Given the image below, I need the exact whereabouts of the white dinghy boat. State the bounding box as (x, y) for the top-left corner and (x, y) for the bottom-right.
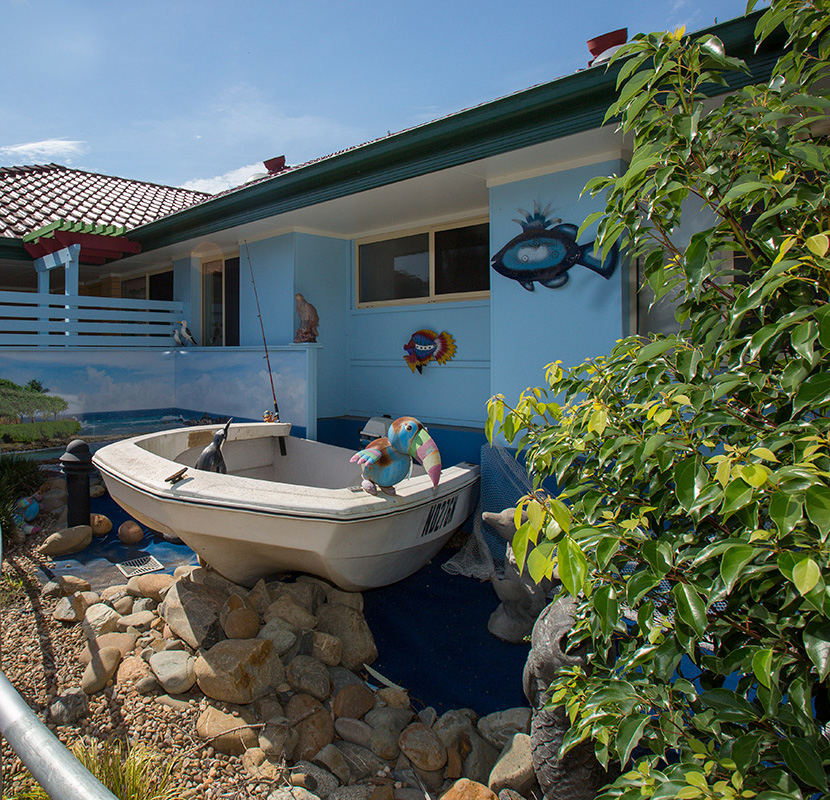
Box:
(93, 422), (480, 591)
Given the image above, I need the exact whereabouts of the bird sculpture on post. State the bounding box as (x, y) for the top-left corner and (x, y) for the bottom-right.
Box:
(294, 293), (319, 343)
(350, 416), (441, 496)
(177, 320), (198, 346)
(195, 419), (232, 473)
(173, 327), (184, 347)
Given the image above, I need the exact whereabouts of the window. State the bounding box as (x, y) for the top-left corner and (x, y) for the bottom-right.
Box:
(120, 269), (174, 302)
(357, 220), (489, 306)
(201, 257), (239, 346)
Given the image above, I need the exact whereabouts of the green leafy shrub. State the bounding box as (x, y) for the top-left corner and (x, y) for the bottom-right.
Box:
(0, 419), (81, 444)
(487, 2), (830, 798)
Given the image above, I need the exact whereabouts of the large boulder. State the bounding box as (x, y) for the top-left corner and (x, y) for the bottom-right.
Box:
(39, 525), (92, 556)
(315, 604), (377, 670)
(195, 638), (284, 704)
(159, 577), (227, 649)
(81, 646), (122, 694)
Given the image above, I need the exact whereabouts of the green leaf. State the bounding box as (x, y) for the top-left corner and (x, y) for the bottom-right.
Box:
(558, 537), (587, 596)
(593, 584), (619, 635)
(595, 536), (620, 569)
(721, 478), (754, 518)
(719, 545), (757, 593)
(615, 713), (649, 765)
(751, 648), (773, 688)
(792, 557), (820, 595)
(779, 738), (827, 790)
(637, 338), (677, 364)
(627, 571), (661, 606)
(740, 463), (769, 488)
(803, 621), (830, 681)
(672, 583), (707, 638)
(806, 484), (830, 538)
(794, 372), (830, 415)
(806, 233), (830, 258)
(675, 457), (706, 513)
(700, 688), (759, 722)
(769, 491), (803, 535)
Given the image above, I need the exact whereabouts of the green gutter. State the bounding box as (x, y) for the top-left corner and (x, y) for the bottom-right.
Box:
(132, 11), (780, 254)
(0, 237), (29, 262)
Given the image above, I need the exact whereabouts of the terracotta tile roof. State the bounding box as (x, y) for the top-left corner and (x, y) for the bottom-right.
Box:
(0, 163), (210, 239)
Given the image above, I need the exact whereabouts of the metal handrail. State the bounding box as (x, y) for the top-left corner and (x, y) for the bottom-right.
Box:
(0, 528), (119, 800)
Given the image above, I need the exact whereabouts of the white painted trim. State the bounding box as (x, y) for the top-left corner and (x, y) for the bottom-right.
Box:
(486, 150), (624, 188)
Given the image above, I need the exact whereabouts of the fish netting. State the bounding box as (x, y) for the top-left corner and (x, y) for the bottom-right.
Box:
(442, 444), (533, 580)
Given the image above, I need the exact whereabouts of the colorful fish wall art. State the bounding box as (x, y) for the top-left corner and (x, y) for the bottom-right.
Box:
(491, 202), (619, 290)
(404, 329), (456, 374)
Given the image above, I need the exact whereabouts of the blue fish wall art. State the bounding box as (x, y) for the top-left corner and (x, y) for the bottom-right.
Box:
(491, 202), (618, 290)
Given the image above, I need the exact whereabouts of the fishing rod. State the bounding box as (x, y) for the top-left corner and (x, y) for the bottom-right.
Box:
(242, 240), (280, 421)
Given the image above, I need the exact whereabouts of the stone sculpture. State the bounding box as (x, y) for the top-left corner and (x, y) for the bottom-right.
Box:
(484, 506), (555, 643)
(523, 598), (607, 800)
(294, 293), (319, 343)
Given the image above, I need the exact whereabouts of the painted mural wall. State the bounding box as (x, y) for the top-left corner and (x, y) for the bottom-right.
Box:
(488, 159), (629, 407)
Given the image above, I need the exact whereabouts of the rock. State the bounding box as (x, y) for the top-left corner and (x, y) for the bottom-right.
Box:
(292, 760), (340, 799)
(287, 655), (331, 701)
(256, 695), (286, 721)
(365, 707), (414, 735)
(196, 706), (258, 756)
(134, 675), (158, 694)
(258, 618), (298, 656)
(77, 592), (101, 615)
(223, 606), (260, 639)
(189, 566), (243, 596)
(53, 594), (85, 623)
(247, 579), (273, 615)
(118, 520), (144, 544)
(326, 588), (364, 612)
(399, 723), (447, 771)
(333, 741), (389, 781)
(446, 746), (464, 779)
(41, 580), (63, 599)
(288, 693), (335, 761)
(332, 683), (375, 720)
(128, 573), (174, 601)
(90, 514), (112, 535)
(260, 716), (299, 760)
(316, 604), (377, 670)
(38, 487), (67, 513)
(267, 789), (322, 800)
(497, 789), (525, 800)
(312, 631), (342, 666)
(82, 603), (122, 639)
(487, 734), (535, 795)
(149, 650), (196, 694)
(377, 688), (410, 709)
(334, 717), (373, 749)
(100, 584), (129, 603)
(81, 646), (122, 694)
(47, 687), (89, 725)
(112, 596), (135, 615)
(265, 595), (317, 630)
(275, 580), (325, 613)
(330, 788), (373, 800)
(478, 709), (532, 751)
(90, 484), (106, 498)
(311, 745), (351, 786)
(418, 707), (438, 728)
(159, 576), (227, 649)
(116, 610), (156, 632)
(370, 725), (400, 760)
(79, 632), (137, 665)
(59, 575), (91, 594)
(242, 746), (268, 775)
(133, 597), (157, 614)
(440, 779), (498, 800)
(156, 694), (191, 711)
(328, 666), (367, 696)
(462, 731), (500, 787)
(116, 655), (153, 687)
(39, 525), (92, 556)
(195, 638), (284, 704)
(434, 710), (478, 749)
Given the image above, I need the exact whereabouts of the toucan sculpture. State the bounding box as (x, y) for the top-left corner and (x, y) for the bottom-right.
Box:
(350, 416), (441, 496)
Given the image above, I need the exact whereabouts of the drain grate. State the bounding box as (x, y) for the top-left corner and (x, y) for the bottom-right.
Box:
(115, 555), (164, 578)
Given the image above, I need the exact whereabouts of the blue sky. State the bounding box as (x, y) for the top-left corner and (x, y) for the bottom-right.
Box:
(1, 0), (751, 193)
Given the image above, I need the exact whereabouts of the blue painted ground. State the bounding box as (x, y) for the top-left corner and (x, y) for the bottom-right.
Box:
(47, 487), (530, 717)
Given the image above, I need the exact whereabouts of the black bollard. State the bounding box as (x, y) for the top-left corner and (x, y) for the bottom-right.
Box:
(59, 439), (93, 528)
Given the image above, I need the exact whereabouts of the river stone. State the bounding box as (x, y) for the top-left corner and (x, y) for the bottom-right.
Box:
(81, 646), (122, 694)
(39, 525), (92, 556)
(47, 687), (89, 725)
(377, 687), (409, 709)
(59, 575), (91, 594)
(195, 638), (284, 704)
(223, 606), (260, 639)
(328, 666), (366, 695)
(398, 723), (447, 771)
(462, 730), (501, 786)
(332, 683), (375, 720)
(312, 631), (342, 666)
(295, 759), (341, 799)
(441, 779), (498, 800)
(315, 604), (377, 670)
(487, 733), (535, 795)
(260, 716), (299, 760)
(267, 788), (321, 800)
(265, 595), (317, 630)
(365, 706), (414, 734)
(41, 580), (63, 599)
(100, 584), (129, 603)
(53, 594), (86, 623)
(116, 655), (153, 687)
(79, 632), (137, 665)
(149, 650), (196, 694)
(418, 707), (438, 727)
(329, 787), (374, 800)
(189, 566), (243, 596)
(259, 618), (298, 656)
(196, 705), (258, 755)
(111, 596), (135, 615)
(325, 588), (364, 612)
(82, 603), (122, 639)
(159, 576), (227, 649)
(128, 573), (174, 601)
(311, 745), (351, 786)
(434, 709), (478, 749)
(133, 597), (158, 614)
(477, 709), (532, 751)
(288, 693), (335, 761)
(334, 717), (373, 749)
(333, 741), (389, 781)
(273, 580), (324, 613)
(90, 513), (112, 536)
(287, 655), (331, 700)
(117, 610), (156, 632)
(247, 579), (273, 615)
(369, 724), (400, 760)
(118, 520), (144, 544)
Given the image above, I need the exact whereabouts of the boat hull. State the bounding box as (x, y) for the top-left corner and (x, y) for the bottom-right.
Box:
(93, 423), (479, 590)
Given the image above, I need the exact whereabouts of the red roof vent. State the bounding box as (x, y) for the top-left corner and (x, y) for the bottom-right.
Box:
(264, 156), (286, 173)
(587, 28), (627, 66)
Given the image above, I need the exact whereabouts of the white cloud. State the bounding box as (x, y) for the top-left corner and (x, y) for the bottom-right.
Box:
(181, 162), (268, 194)
(0, 138), (87, 164)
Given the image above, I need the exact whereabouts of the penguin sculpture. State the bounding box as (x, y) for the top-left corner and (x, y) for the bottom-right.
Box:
(195, 419), (232, 473)
(350, 416), (441, 496)
(177, 320), (198, 346)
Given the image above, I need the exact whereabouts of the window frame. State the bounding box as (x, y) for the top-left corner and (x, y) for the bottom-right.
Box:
(355, 216), (490, 308)
(200, 253), (240, 347)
